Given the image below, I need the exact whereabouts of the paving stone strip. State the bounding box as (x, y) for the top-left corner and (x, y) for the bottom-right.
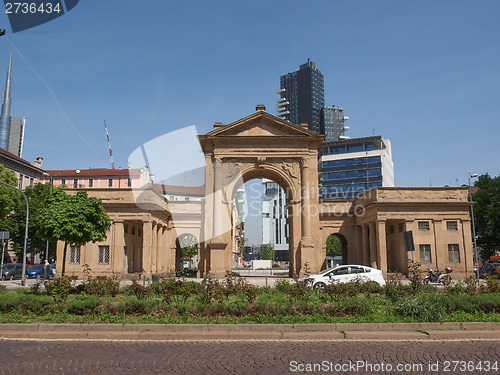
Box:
(1, 322), (499, 340)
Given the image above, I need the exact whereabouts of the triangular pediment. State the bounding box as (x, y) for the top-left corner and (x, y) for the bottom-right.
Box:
(205, 111), (319, 138)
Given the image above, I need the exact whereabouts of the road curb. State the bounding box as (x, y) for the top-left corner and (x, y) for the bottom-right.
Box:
(1, 322), (499, 340)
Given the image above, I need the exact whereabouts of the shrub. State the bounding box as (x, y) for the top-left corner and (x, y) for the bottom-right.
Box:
(223, 275), (258, 302)
(148, 279), (200, 306)
(29, 281), (44, 293)
(318, 280), (383, 302)
(98, 300), (119, 315)
(446, 276), (478, 295)
(481, 275), (500, 294)
(84, 276), (120, 297)
(66, 295), (99, 315)
(0, 284), (6, 294)
(440, 293), (500, 314)
(274, 278), (293, 294)
(127, 280), (148, 300)
(286, 279), (313, 301)
(385, 280), (422, 300)
(0, 293), (53, 314)
(45, 275), (75, 304)
(407, 260), (422, 286)
(200, 275), (225, 303)
(118, 299), (149, 315)
(395, 293), (444, 322)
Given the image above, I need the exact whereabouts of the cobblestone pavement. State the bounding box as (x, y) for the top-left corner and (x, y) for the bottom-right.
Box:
(0, 338), (498, 374)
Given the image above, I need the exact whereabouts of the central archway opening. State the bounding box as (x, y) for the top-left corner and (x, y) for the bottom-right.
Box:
(176, 233), (199, 273)
(231, 177), (291, 275)
(325, 233), (347, 268)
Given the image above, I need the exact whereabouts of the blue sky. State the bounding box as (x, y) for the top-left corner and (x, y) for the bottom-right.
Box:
(0, 1), (499, 191)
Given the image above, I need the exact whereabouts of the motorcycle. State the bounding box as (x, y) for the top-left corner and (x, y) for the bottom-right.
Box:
(423, 267), (452, 285)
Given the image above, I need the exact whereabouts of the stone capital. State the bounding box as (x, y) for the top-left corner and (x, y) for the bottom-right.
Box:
(299, 236), (314, 248)
(300, 158), (309, 168)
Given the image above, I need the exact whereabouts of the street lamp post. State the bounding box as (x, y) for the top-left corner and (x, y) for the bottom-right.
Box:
(468, 173), (479, 278)
(43, 173), (53, 261)
(0, 180), (29, 286)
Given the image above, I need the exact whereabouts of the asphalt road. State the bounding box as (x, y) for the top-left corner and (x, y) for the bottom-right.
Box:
(0, 338), (498, 374)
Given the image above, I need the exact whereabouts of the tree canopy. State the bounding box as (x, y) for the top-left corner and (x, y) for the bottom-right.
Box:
(8, 182), (54, 259)
(326, 234), (342, 257)
(472, 174), (500, 259)
(261, 244), (273, 260)
(0, 164), (20, 231)
(38, 189), (111, 275)
(179, 234), (198, 259)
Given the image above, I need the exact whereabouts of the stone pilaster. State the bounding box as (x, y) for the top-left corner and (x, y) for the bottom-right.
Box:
(369, 222), (377, 268)
(142, 220), (152, 274)
(362, 224), (369, 266)
(112, 220), (125, 274)
(376, 220), (387, 272)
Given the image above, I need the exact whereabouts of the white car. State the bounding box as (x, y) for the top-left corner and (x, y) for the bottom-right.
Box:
(304, 264), (386, 289)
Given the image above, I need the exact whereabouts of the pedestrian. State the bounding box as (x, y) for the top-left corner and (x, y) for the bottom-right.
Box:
(43, 259), (50, 280)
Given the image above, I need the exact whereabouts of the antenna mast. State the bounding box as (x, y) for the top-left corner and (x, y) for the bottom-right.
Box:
(104, 120), (115, 169)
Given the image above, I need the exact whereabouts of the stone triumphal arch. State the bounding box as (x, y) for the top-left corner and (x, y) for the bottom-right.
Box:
(57, 105), (474, 280)
(197, 105), (325, 277)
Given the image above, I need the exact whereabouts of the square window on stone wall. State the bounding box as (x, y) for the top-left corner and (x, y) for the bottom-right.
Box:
(69, 245), (80, 264)
(98, 245), (110, 265)
(419, 244), (432, 263)
(398, 223), (404, 232)
(448, 244), (460, 263)
(418, 221), (430, 231)
(390, 225), (394, 234)
(132, 226), (135, 235)
(446, 221), (458, 231)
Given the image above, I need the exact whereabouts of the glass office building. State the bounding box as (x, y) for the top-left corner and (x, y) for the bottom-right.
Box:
(319, 136), (394, 201)
(262, 179), (289, 261)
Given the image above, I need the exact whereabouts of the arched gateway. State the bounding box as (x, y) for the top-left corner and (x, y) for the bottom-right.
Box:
(57, 105), (474, 279)
(197, 105), (325, 277)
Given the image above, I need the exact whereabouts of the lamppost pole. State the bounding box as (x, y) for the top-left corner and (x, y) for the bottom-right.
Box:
(468, 173), (479, 278)
(43, 173), (53, 261)
(0, 180), (29, 286)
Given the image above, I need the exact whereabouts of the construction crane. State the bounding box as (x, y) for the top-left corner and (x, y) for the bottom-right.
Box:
(104, 120), (115, 169)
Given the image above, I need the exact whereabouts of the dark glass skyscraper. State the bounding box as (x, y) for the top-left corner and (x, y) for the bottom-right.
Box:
(321, 105), (350, 142)
(278, 59), (324, 134)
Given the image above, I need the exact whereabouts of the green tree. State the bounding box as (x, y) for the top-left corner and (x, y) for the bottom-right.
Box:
(326, 234), (342, 257)
(8, 182), (55, 260)
(472, 174), (500, 259)
(179, 234), (198, 259)
(261, 244), (273, 260)
(0, 164), (20, 231)
(38, 189), (111, 276)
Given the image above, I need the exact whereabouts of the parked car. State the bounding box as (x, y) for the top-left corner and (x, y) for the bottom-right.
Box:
(1, 263), (23, 280)
(303, 264), (386, 289)
(478, 263), (500, 279)
(27, 264), (55, 280)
